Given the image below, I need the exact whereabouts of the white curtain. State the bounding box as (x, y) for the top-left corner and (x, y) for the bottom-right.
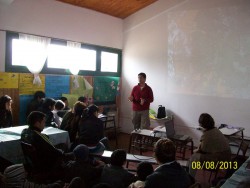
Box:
(67, 41), (81, 88)
(19, 34), (51, 86)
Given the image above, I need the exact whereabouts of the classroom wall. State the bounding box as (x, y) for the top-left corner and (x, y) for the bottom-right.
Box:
(0, 0), (123, 71)
(121, 0), (250, 145)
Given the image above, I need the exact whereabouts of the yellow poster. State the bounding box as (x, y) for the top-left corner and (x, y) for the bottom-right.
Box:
(62, 94), (80, 109)
(70, 75), (93, 98)
(19, 73), (45, 95)
(0, 72), (19, 88)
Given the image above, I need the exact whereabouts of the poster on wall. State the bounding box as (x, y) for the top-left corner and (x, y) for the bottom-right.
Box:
(93, 76), (120, 104)
(0, 72), (19, 89)
(70, 75), (93, 100)
(19, 95), (33, 125)
(45, 75), (70, 99)
(19, 73), (45, 95)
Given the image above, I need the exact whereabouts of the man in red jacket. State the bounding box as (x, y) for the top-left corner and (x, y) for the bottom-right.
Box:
(128, 73), (154, 130)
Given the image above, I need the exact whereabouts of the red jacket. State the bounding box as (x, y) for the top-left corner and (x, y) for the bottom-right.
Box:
(131, 83), (154, 111)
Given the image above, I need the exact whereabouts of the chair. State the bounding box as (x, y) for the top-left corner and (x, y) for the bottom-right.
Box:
(164, 119), (194, 159)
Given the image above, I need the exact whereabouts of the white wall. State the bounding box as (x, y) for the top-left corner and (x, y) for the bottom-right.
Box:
(121, 0), (250, 145)
(0, 0), (123, 71)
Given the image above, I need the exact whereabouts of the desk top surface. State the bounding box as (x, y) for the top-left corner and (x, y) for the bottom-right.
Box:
(219, 127), (244, 136)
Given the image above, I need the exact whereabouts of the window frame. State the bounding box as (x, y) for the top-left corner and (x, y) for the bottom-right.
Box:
(5, 31), (122, 77)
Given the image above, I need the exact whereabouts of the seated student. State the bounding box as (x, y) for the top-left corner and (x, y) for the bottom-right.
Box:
(60, 97), (70, 111)
(0, 95), (13, 128)
(78, 96), (88, 106)
(21, 111), (66, 183)
(189, 113), (231, 178)
(100, 149), (135, 188)
(78, 105), (109, 154)
(66, 144), (104, 188)
(26, 91), (45, 117)
(41, 98), (57, 127)
(60, 102), (86, 146)
(144, 138), (192, 188)
(53, 100), (65, 127)
(129, 162), (154, 188)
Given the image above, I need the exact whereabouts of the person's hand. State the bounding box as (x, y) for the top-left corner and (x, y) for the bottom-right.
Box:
(128, 96), (134, 102)
(140, 98), (145, 105)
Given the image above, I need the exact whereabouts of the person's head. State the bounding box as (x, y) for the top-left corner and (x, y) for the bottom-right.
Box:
(73, 101), (86, 116)
(55, 100), (65, 111)
(60, 97), (69, 107)
(138, 73), (146, 84)
(42, 98), (56, 111)
(34, 91), (45, 101)
(27, 111), (46, 131)
(154, 138), (176, 164)
(110, 149), (127, 167)
(82, 104), (99, 118)
(78, 96), (87, 103)
(136, 161), (154, 181)
(0, 95), (12, 111)
(198, 113), (215, 130)
(73, 144), (89, 162)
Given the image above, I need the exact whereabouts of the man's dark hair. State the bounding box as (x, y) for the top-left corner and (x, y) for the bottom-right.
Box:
(154, 138), (176, 164)
(110, 149), (126, 167)
(42, 98), (56, 111)
(199, 113), (215, 130)
(78, 96), (87, 103)
(60, 97), (68, 102)
(27, 111), (46, 127)
(137, 161), (154, 181)
(34, 91), (45, 100)
(138, 72), (146, 79)
(55, 100), (65, 110)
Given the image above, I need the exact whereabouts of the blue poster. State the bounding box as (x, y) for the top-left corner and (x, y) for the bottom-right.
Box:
(19, 95), (33, 125)
(45, 75), (70, 99)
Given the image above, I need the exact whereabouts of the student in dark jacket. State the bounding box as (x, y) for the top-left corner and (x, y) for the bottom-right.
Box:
(78, 105), (109, 154)
(26, 91), (45, 117)
(0, 95), (13, 128)
(66, 144), (104, 188)
(100, 149), (135, 188)
(21, 111), (66, 183)
(60, 101), (86, 146)
(41, 98), (57, 127)
(144, 138), (192, 188)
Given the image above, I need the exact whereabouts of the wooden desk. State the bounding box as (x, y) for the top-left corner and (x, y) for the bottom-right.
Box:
(0, 126), (70, 163)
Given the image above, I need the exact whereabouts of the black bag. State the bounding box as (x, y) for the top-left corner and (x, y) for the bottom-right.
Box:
(157, 105), (166, 119)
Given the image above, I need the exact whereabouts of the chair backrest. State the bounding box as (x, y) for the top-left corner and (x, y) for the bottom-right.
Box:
(164, 119), (175, 138)
(237, 141), (249, 158)
(20, 142), (38, 172)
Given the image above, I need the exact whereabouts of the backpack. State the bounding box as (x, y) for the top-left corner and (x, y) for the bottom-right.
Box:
(157, 105), (166, 119)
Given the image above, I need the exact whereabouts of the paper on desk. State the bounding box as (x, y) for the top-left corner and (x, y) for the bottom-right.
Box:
(219, 127), (239, 136)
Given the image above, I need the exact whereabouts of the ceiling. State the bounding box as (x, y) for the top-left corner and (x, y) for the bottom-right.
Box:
(56, 0), (158, 19)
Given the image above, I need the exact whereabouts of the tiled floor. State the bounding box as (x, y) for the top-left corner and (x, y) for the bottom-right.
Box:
(108, 132), (225, 188)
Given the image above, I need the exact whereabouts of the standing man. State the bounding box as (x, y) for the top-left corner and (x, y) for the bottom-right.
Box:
(128, 73), (154, 130)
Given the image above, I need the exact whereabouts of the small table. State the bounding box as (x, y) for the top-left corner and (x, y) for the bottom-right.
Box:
(219, 127), (245, 156)
(0, 126), (70, 163)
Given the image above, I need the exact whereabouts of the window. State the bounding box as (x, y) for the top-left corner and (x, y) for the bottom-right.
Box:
(6, 31), (122, 76)
(101, 51), (118, 72)
(47, 44), (96, 71)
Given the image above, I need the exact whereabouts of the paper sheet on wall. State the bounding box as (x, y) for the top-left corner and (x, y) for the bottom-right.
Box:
(0, 72), (19, 88)
(94, 77), (120, 103)
(19, 73), (45, 95)
(62, 94), (80, 109)
(70, 76), (93, 99)
(45, 75), (70, 99)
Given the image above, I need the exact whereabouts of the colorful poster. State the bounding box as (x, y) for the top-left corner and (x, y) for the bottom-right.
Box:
(0, 72), (19, 88)
(19, 95), (33, 125)
(19, 73), (45, 95)
(70, 76), (93, 99)
(45, 75), (70, 99)
(94, 77), (120, 103)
